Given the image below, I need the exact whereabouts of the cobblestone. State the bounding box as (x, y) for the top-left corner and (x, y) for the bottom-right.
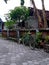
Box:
(0, 38), (49, 65)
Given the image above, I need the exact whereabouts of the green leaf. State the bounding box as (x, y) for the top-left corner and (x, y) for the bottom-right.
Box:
(8, 6), (29, 21)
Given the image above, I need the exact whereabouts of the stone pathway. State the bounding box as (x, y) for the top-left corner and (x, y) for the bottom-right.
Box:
(0, 38), (49, 65)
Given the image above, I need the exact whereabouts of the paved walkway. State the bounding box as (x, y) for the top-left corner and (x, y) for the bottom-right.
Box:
(0, 38), (49, 65)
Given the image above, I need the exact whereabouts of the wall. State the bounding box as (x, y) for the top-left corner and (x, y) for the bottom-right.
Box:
(25, 16), (38, 29)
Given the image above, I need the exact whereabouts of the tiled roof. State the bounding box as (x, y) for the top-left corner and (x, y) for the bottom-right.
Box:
(28, 7), (49, 20)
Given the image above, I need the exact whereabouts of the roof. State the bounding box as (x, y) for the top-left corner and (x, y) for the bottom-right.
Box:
(28, 7), (49, 20)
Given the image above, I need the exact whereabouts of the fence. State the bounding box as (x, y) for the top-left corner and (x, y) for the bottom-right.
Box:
(2, 28), (49, 40)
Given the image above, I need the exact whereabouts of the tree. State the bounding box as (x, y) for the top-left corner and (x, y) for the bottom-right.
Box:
(7, 6), (29, 42)
(41, 0), (47, 28)
(30, 0), (43, 28)
(9, 6), (29, 23)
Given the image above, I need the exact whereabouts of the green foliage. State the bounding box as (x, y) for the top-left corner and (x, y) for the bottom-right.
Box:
(5, 20), (16, 29)
(45, 35), (49, 44)
(9, 6), (29, 21)
(36, 32), (42, 44)
(21, 32), (30, 44)
(22, 32), (30, 40)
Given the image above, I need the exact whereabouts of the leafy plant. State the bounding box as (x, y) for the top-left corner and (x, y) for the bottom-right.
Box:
(8, 6), (29, 22)
(21, 32), (31, 45)
(5, 20), (16, 29)
(45, 35), (49, 44)
(35, 32), (42, 46)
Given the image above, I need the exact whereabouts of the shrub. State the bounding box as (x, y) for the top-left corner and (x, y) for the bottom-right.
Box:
(45, 35), (49, 44)
(35, 32), (42, 47)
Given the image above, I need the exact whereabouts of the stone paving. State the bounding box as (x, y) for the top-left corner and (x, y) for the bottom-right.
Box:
(0, 38), (49, 65)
